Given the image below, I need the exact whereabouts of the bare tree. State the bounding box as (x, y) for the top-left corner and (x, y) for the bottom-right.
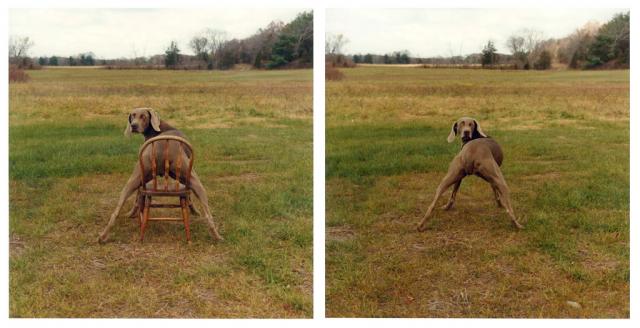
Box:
(506, 35), (526, 66)
(505, 29), (544, 68)
(293, 20), (313, 57)
(506, 35), (525, 55)
(243, 21), (284, 67)
(205, 29), (228, 58)
(557, 21), (600, 65)
(131, 43), (148, 66)
(325, 33), (348, 55)
(521, 28), (544, 53)
(189, 36), (209, 61)
(9, 36), (34, 66)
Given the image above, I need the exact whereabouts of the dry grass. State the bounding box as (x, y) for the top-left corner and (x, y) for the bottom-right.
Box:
(9, 65), (30, 83)
(326, 67), (629, 318)
(326, 66), (345, 81)
(9, 68), (312, 317)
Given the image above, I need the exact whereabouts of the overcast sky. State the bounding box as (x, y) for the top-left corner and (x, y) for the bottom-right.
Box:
(327, 8), (626, 57)
(9, 8), (306, 58)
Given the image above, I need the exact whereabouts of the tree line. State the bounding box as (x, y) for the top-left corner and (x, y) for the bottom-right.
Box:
(11, 11), (313, 70)
(481, 12), (629, 69)
(168, 11), (313, 70)
(332, 12), (629, 70)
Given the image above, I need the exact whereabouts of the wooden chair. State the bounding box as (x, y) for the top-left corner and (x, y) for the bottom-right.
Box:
(137, 135), (194, 242)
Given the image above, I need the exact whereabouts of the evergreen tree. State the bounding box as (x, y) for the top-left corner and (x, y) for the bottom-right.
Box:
(586, 12), (629, 68)
(481, 41), (498, 67)
(164, 41), (181, 68)
(268, 35), (296, 68)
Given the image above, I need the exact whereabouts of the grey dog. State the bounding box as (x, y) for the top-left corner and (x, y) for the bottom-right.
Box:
(417, 117), (523, 231)
(97, 108), (223, 243)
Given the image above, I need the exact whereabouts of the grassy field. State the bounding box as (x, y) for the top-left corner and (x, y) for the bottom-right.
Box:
(9, 68), (312, 317)
(326, 67), (629, 318)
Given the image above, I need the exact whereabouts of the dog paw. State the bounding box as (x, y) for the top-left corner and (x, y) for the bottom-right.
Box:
(441, 204), (453, 210)
(209, 228), (224, 241)
(97, 235), (108, 244)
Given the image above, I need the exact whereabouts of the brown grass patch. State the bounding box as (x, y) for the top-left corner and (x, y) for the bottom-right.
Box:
(326, 66), (345, 81)
(9, 66), (30, 83)
(327, 226), (356, 242)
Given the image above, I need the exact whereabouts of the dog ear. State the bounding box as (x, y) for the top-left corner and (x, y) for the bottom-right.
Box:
(447, 121), (458, 143)
(123, 114), (132, 137)
(149, 110), (161, 132)
(473, 119), (488, 138)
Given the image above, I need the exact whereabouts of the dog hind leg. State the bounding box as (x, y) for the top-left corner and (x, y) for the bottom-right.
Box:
(189, 172), (223, 241)
(417, 166), (465, 232)
(99, 166), (142, 243)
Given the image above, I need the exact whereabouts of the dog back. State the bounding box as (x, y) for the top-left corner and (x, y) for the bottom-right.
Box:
(464, 138), (503, 166)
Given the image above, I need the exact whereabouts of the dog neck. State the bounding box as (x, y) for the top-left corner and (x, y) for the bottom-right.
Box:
(143, 120), (177, 140)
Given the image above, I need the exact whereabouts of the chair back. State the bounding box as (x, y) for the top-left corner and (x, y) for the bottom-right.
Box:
(138, 135), (194, 192)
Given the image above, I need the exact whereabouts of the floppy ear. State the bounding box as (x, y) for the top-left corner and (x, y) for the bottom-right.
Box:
(149, 110), (161, 132)
(123, 114), (132, 137)
(473, 119), (488, 138)
(447, 121), (458, 143)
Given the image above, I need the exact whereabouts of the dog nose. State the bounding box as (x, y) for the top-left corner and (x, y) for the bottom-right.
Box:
(131, 123), (138, 130)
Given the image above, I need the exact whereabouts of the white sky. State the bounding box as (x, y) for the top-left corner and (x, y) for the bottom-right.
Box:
(326, 8), (627, 57)
(9, 8), (306, 58)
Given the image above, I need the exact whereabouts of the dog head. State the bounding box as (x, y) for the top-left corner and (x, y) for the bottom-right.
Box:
(124, 108), (161, 137)
(447, 117), (487, 143)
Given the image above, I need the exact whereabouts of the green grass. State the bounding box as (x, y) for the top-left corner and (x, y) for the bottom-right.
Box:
(326, 67), (629, 318)
(9, 68), (312, 318)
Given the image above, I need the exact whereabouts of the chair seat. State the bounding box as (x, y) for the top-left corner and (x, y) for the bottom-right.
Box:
(140, 181), (189, 196)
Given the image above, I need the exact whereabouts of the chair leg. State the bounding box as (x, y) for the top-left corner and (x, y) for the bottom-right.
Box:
(181, 197), (191, 243)
(140, 196), (151, 242)
(138, 196), (144, 226)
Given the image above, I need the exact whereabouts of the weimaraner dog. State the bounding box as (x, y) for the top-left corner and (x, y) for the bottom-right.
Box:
(98, 108), (223, 243)
(417, 117), (523, 231)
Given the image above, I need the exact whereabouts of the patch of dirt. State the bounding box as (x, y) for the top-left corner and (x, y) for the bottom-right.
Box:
(327, 226), (356, 242)
(10, 234), (27, 258)
(577, 241), (621, 274)
(292, 265), (313, 299)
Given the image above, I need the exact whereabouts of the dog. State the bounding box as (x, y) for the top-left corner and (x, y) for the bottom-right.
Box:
(97, 108), (223, 243)
(416, 117), (523, 231)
